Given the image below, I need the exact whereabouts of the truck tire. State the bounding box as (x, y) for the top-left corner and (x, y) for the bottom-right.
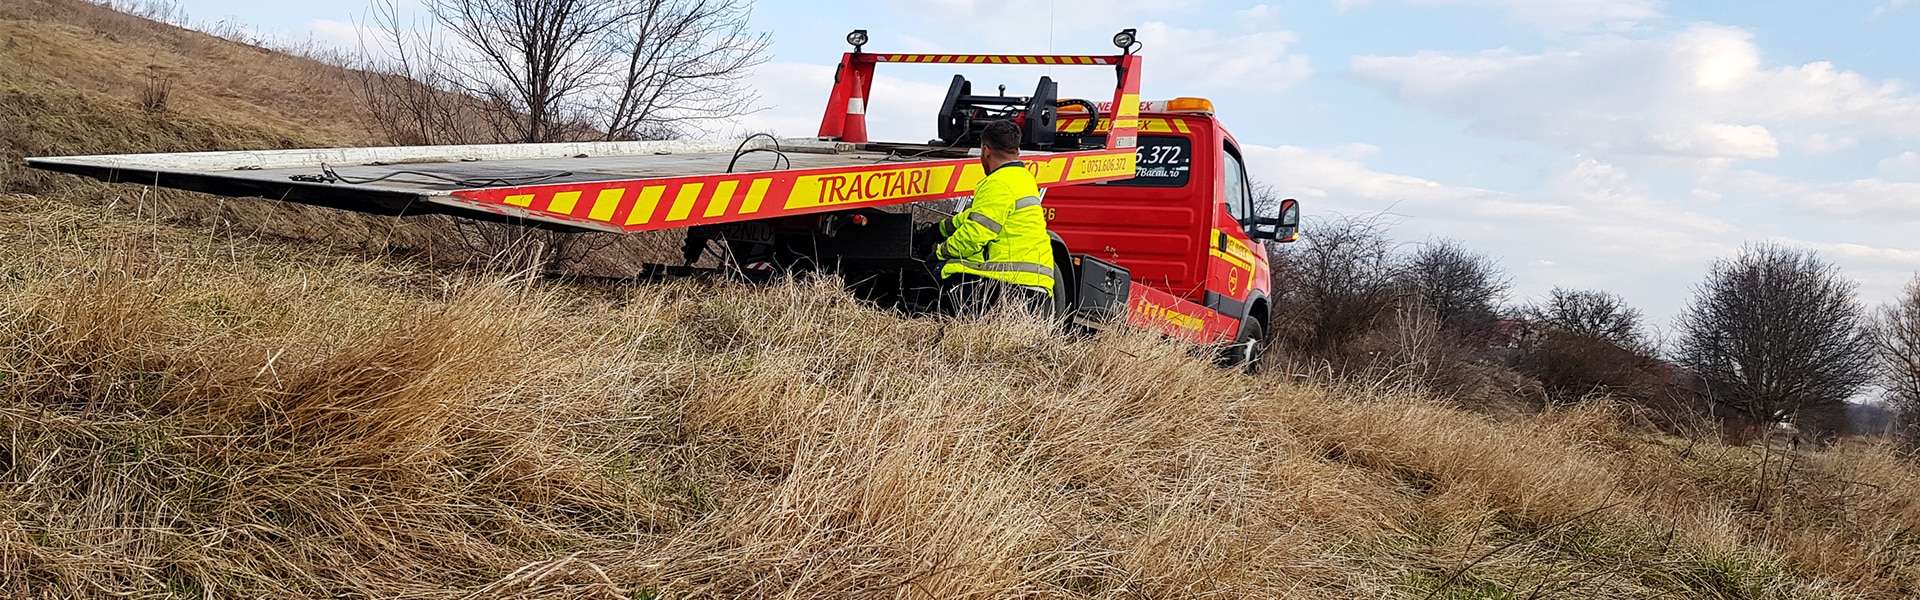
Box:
(1050, 258), (1071, 319)
(1222, 317), (1266, 374)
(1048, 240), (1073, 321)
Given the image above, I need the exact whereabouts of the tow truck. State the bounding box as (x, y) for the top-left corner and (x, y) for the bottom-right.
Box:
(25, 29), (1300, 368)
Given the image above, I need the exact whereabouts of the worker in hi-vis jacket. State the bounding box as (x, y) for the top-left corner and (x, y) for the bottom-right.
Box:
(926, 119), (1056, 315)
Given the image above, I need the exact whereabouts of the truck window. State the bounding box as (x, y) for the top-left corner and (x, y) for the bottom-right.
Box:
(1222, 143), (1250, 221)
(1103, 135), (1191, 187)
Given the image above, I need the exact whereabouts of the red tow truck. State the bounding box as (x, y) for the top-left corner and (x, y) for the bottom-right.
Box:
(25, 30), (1300, 367)
(1048, 96), (1300, 365)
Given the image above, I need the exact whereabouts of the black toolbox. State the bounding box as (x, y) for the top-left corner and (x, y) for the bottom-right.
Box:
(1068, 254), (1131, 328)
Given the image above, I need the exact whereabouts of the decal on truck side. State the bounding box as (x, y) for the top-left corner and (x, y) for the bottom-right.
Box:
(787, 165), (952, 209)
(1127, 283), (1236, 344)
(1065, 154), (1138, 182)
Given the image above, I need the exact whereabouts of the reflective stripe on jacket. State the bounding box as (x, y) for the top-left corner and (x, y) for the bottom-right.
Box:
(933, 160), (1056, 293)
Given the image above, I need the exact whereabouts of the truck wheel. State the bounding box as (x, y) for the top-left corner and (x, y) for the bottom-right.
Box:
(1222, 317), (1266, 374)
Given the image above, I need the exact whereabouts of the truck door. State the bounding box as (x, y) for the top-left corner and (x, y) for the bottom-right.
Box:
(1205, 141), (1265, 322)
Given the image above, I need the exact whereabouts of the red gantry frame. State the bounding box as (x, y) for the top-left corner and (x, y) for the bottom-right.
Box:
(437, 52), (1145, 234)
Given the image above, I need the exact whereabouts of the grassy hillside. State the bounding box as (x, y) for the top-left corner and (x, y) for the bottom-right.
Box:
(0, 0), (373, 153)
(0, 0), (683, 275)
(3, 2), (1919, 599)
(6, 190), (1919, 599)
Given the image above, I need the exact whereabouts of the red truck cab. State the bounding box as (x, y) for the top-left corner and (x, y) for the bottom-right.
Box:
(1047, 98), (1300, 358)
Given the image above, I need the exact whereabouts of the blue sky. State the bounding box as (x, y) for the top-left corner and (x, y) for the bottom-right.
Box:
(167, 0), (1920, 332)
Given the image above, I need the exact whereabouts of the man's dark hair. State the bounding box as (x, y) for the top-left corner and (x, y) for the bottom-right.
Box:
(981, 120), (1021, 155)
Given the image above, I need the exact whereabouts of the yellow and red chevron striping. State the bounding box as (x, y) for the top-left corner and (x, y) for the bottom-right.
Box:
(497, 175), (780, 227)
(453, 148), (1139, 234)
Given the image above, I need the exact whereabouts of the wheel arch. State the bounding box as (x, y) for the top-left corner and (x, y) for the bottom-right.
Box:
(1049, 233), (1074, 284)
(1050, 232), (1075, 316)
(1245, 290), (1271, 331)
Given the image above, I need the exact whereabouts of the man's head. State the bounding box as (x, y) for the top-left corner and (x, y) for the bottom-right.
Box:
(980, 120), (1022, 162)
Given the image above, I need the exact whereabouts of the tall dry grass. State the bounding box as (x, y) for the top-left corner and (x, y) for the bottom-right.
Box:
(3, 4), (1917, 594)
(3, 188), (1918, 599)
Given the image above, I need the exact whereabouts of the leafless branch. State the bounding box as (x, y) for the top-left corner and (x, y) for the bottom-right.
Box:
(1675, 244), (1875, 437)
(413, 0), (768, 143)
(1871, 276), (1920, 447)
(1400, 237), (1509, 338)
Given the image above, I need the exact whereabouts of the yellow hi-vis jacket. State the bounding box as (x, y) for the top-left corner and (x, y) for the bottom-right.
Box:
(933, 160), (1055, 293)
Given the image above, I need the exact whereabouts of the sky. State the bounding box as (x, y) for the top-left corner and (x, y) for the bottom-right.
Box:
(164, 0), (1920, 333)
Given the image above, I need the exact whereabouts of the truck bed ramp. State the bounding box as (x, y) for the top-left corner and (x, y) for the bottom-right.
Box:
(26, 137), (1138, 234)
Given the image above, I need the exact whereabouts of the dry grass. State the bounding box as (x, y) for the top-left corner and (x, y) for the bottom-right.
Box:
(2, 188), (1918, 599)
(2, 2), (1917, 597)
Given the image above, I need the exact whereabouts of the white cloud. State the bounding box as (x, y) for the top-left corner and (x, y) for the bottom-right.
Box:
(891, 34), (946, 54)
(1797, 133), (1859, 155)
(845, 24), (1316, 97)
(1337, 0), (1662, 31)
(1646, 123), (1779, 159)
(1256, 142), (1910, 316)
(1678, 169), (1920, 301)
(302, 19), (364, 51)
(875, 2), (1314, 94)
(908, 0), (1194, 21)
(1757, 240), (1920, 295)
(1137, 22), (1314, 92)
(887, 0), (1196, 51)
(1350, 25), (1920, 164)
(723, 62), (950, 143)
(1244, 145), (1732, 263)
(1710, 169), (1920, 225)
(1793, 241), (1920, 263)
(1233, 4), (1281, 23)
(1237, 142), (1920, 322)
(1243, 143), (1494, 211)
(1879, 151), (1920, 180)
(1872, 0), (1914, 19)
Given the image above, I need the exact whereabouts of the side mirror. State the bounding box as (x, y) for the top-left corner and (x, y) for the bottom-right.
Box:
(1276, 198), (1300, 243)
(1247, 198), (1301, 243)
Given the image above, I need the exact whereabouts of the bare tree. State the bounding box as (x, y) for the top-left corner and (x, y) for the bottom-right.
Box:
(1269, 214), (1402, 361)
(1529, 288), (1647, 351)
(351, 0), (494, 146)
(1675, 244), (1875, 436)
(1518, 288), (1659, 402)
(1251, 182), (1284, 216)
(349, 0), (765, 270)
(427, 0), (767, 143)
(1399, 238), (1508, 338)
(601, 0), (768, 140)
(1872, 276), (1920, 448)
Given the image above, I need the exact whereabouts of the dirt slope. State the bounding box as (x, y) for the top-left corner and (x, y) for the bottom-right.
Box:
(0, 0), (373, 148)
(0, 0), (684, 274)
(2, 3), (1918, 599)
(0, 0), (377, 197)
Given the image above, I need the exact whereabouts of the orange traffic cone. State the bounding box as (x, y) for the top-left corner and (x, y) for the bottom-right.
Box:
(842, 71), (870, 144)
